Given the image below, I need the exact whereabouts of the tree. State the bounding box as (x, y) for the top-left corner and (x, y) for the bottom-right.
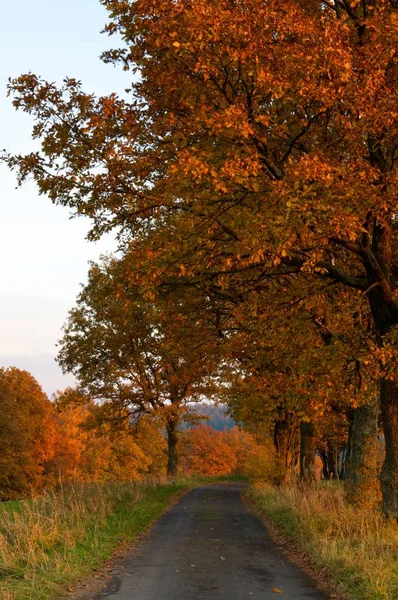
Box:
(49, 388), (168, 483)
(57, 256), (219, 477)
(3, 0), (398, 513)
(0, 367), (55, 499)
(180, 425), (238, 476)
(180, 424), (266, 478)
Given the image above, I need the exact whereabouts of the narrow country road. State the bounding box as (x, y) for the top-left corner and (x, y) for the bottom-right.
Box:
(94, 483), (328, 600)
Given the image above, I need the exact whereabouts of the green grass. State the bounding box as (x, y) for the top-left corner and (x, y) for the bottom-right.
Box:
(0, 480), (190, 600)
(246, 482), (398, 600)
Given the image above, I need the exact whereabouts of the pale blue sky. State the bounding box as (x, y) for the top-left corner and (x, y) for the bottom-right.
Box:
(0, 1), (130, 395)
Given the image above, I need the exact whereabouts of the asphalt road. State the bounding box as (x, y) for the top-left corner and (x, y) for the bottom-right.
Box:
(94, 483), (328, 600)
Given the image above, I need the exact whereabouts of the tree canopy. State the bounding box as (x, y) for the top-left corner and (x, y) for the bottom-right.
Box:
(0, 368), (54, 499)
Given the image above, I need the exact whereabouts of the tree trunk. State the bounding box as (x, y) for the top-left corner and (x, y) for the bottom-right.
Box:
(342, 409), (355, 479)
(319, 449), (329, 479)
(273, 414), (294, 484)
(380, 379), (398, 518)
(327, 440), (338, 479)
(335, 444), (341, 480)
(326, 449), (336, 479)
(299, 420), (317, 481)
(344, 398), (381, 506)
(166, 417), (179, 478)
(365, 273), (398, 515)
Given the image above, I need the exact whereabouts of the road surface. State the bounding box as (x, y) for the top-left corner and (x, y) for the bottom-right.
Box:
(94, 483), (328, 600)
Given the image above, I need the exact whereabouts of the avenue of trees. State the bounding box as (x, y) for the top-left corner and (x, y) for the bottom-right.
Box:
(2, 1), (398, 515)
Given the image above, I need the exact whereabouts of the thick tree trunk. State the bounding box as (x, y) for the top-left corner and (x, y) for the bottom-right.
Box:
(364, 261), (398, 514)
(344, 399), (381, 506)
(166, 417), (179, 478)
(299, 420), (317, 481)
(380, 379), (398, 518)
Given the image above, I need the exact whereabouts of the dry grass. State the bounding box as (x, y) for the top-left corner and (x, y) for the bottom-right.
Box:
(0, 485), (109, 580)
(247, 482), (398, 600)
(0, 479), (185, 600)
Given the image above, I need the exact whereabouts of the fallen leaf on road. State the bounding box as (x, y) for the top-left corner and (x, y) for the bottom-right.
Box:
(273, 588), (283, 594)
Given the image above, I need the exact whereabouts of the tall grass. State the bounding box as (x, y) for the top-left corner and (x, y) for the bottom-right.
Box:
(0, 480), (186, 600)
(247, 482), (398, 600)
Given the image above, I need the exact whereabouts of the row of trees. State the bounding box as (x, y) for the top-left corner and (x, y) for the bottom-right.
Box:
(2, 0), (398, 514)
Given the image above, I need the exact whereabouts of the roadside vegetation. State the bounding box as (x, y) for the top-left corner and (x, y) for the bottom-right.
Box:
(247, 482), (398, 600)
(0, 480), (188, 600)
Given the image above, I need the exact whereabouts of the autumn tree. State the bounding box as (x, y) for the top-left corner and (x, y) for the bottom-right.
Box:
(180, 425), (238, 476)
(57, 256), (220, 477)
(180, 424), (267, 478)
(0, 367), (55, 499)
(132, 415), (168, 475)
(3, 0), (398, 513)
(50, 387), (168, 482)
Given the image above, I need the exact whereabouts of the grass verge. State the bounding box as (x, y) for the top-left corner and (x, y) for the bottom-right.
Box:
(246, 482), (398, 600)
(0, 480), (190, 600)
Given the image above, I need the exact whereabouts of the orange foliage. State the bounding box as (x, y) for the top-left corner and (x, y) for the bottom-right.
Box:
(0, 377), (169, 500)
(181, 425), (238, 476)
(48, 392), (168, 485)
(49, 404), (88, 484)
(180, 425), (266, 478)
(0, 368), (55, 499)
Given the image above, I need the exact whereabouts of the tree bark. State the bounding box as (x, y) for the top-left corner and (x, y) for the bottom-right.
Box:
(299, 420), (317, 481)
(344, 398), (381, 506)
(319, 449), (328, 479)
(342, 409), (355, 480)
(327, 441), (338, 479)
(273, 414), (295, 484)
(380, 379), (398, 518)
(166, 417), (179, 478)
(365, 285), (398, 516)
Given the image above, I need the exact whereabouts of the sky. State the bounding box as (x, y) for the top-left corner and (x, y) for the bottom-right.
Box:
(0, 1), (131, 395)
